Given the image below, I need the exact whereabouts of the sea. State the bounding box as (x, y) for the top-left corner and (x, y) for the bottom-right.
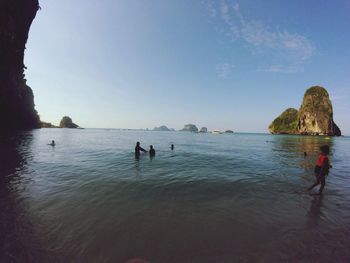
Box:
(1, 129), (350, 263)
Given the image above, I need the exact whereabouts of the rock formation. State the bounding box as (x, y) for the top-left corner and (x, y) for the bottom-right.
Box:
(181, 124), (198, 132)
(40, 121), (58, 128)
(225, 130), (234, 133)
(59, 116), (79, 128)
(269, 86), (341, 136)
(298, 86), (341, 136)
(269, 108), (299, 134)
(0, 0), (40, 130)
(199, 127), (207, 133)
(153, 125), (170, 131)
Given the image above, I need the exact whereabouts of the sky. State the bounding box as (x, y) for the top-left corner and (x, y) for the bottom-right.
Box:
(25, 0), (350, 134)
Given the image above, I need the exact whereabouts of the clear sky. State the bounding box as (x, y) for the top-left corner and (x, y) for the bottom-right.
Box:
(25, 0), (350, 134)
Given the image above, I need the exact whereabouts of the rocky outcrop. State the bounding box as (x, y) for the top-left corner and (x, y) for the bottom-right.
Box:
(153, 125), (170, 131)
(269, 108), (299, 134)
(181, 124), (198, 132)
(225, 130), (234, 133)
(297, 86), (341, 136)
(40, 121), (58, 128)
(269, 86), (341, 136)
(199, 127), (207, 133)
(0, 0), (40, 130)
(59, 116), (79, 128)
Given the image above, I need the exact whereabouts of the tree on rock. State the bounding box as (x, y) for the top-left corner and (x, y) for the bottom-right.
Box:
(59, 116), (79, 128)
(269, 108), (299, 134)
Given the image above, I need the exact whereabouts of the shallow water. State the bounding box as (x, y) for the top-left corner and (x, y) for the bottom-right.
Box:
(1, 129), (350, 262)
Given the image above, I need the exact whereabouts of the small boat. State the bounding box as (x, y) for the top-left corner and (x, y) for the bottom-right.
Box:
(212, 130), (222, 134)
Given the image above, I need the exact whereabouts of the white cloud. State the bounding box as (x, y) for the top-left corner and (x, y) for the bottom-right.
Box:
(202, 0), (217, 18)
(204, 0), (315, 73)
(263, 65), (299, 74)
(216, 63), (235, 78)
(232, 2), (239, 12)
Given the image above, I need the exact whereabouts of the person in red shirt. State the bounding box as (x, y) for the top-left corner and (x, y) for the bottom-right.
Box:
(308, 145), (331, 195)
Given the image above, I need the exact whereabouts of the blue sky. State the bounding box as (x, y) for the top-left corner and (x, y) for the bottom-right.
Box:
(25, 0), (350, 134)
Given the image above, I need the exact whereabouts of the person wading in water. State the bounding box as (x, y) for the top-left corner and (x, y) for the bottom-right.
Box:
(308, 145), (331, 195)
(135, 141), (147, 159)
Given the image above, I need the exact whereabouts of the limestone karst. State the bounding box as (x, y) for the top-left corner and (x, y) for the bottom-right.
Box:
(269, 86), (341, 136)
(181, 124), (198, 132)
(59, 116), (79, 128)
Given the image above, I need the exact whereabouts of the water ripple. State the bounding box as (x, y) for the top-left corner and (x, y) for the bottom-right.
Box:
(1, 130), (350, 262)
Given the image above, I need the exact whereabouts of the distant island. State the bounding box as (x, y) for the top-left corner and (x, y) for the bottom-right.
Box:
(40, 116), (81, 129)
(269, 86), (341, 136)
(40, 121), (58, 128)
(59, 116), (80, 128)
(180, 125), (234, 134)
(181, 124), (198, 132)
(153, 125), (174, 131)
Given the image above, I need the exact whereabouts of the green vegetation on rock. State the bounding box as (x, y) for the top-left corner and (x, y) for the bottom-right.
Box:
(269, 108), (298, 134)
(300, 86), (332, 115)
(298, 86), (341, 136)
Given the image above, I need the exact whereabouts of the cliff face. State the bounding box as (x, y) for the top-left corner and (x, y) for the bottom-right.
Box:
(269, 108), (298, 134)
(0, 0), (40, 130)
(298, 86), (341, 136)
(269, 86), (341, 136)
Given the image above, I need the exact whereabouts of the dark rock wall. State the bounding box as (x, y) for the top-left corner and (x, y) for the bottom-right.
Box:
(0, 0), (40, 130)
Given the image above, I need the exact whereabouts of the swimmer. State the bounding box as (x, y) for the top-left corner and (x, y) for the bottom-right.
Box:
(149, 145), (156, 157)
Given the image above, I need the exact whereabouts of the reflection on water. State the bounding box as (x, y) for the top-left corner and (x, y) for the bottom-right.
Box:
(307, 195), (323, 227)
(0, 130), (350, 262)
(0, 132), (43, 262)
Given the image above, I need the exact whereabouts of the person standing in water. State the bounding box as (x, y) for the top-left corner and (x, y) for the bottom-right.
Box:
(48, 140), (55, 146)
(308, 145), (331, 195)
(135, 141), (147, 158)
(171, 144), (174, 150)
(149, 145), (155, 157)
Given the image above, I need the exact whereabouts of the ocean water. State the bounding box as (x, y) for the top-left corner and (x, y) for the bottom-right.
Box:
(1, 129), (350, 262)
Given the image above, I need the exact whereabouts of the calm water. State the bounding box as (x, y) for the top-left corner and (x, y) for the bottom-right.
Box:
(1, 129), (350, 262)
